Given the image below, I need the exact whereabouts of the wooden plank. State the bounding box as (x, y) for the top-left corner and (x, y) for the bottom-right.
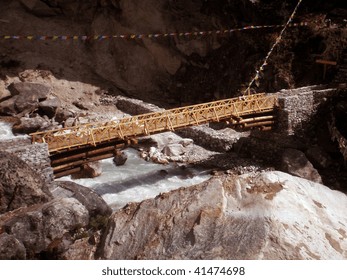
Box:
(315, 59), (337, 66)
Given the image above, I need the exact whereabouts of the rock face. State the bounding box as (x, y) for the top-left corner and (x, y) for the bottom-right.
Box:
(0, 151), (112, 259)
(0, 151), (51, 214)
(98, 171), (347, 260)
(281, 148), (323, 183)
(52, 181), (112, 219)
(0, 233), (26, 260)
(0, 197), (89, 259)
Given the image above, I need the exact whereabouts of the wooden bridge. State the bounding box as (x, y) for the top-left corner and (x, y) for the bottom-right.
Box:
(31, 93), (278, 178)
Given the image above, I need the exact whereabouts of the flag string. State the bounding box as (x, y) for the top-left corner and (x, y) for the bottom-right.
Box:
(0, 22), (307, 41)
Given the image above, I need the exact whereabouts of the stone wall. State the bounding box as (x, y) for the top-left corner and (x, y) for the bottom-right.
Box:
(234, 86), (339, 163)
(277, 86), (337, 136)
(0, 138), (54, 184)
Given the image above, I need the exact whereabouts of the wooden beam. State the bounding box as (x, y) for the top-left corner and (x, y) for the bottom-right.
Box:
(315, 59), (337, 66)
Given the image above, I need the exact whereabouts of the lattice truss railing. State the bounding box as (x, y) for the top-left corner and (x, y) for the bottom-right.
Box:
(31, 93), (278, 153)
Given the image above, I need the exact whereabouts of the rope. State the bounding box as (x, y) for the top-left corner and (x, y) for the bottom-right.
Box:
(244, 0), (304, 95)
(0, 22), (307, 41)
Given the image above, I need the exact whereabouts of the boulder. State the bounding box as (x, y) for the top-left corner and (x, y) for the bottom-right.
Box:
(0, 97), (17, 116)
(15, 96), (47, 114)
(0, 151), (51, 214)
(113, 150), (127, 166)
(1, 198), (89, 258)
(281, 148), (323, 183)
(7, 82), (51, 114)
(39, 97), (61, 118)
(74, 162), (102, 179)
(73, 100), (92, 111)
(162, 143), (185, 157)
(8, 82), (51, 98)
(98, 171), (347, 260)
(179, 138), (194, 147)
(12, 115), (51, 134)
(0, 233), (26, 260)
(149, 147), (169, 164)
(0, 88), (11, 101)
(55, 108), (75, 124)
(60, 235), (99, 260)
(52, 181), (112, 219)
(63, 117), (78, 127)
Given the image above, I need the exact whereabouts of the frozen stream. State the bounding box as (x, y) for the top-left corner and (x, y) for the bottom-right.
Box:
(59, 148), (211, 210)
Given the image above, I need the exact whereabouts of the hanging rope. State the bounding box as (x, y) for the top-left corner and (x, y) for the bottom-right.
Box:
(0, 23), (307, 41)
(244, 0), (304, 95)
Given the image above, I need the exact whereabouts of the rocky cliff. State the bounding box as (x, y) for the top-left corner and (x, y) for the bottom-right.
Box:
(1, 0), (345, 105)
(0, 151), (112, 259)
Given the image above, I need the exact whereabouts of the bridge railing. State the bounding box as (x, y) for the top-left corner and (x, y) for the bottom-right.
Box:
(31, 93), (277, 153)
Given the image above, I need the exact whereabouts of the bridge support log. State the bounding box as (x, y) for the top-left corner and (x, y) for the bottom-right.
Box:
(50, 141), (126, 178)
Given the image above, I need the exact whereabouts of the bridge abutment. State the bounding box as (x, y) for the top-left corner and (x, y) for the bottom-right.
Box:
(0, 138), (54, 184)
(277, 85), (337, 137)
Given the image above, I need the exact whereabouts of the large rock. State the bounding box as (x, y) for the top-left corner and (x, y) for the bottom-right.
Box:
(113, 150), (128, 166)
(7, 82), (51, 114)
(52, 181), (112, 219)
(0, 198), (89, 258)
(98, 171), (347, 260)
(0, 97), (17, 116)
(162, 143), (185, 157)
(281, 148), (323, 183)
(0, 233), (26, 260)
(0, 151), (51, 214)
(12, 115), (51, 134)
(39, 97), (61, 118)
(8, 82), (51, 98)
(73, 162), (102, 179)
(55, 108), (75, 124)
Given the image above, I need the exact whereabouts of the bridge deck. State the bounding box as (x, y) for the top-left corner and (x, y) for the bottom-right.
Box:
(31, 93), (278, 154)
